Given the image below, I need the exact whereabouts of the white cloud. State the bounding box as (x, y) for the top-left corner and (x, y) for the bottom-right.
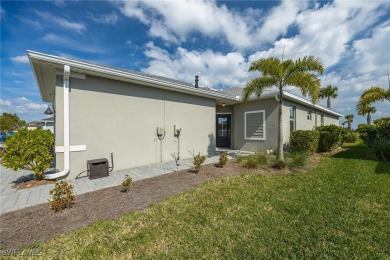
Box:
(119, 0), (258, 49)
(15, 97), (31, 103)
(0, 7), (5, 19)
(53, 0), (66, 7)
(255, 1), (307, 43)
(248, 0), (389, 68)
(0, 97), (48, 120)
(0, 99), (12, 107)
(88, 12), (118, 25)
(36, 11), (86, 33)
(352, 24), (390, 74)
(142, 42), (249, 88)
(25, 103), (47, 110)
(10, 55), (29, 63)
(42, 34), (105, 54)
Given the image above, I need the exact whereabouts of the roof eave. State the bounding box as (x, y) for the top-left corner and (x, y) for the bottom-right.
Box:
(27, 51), (237, 102)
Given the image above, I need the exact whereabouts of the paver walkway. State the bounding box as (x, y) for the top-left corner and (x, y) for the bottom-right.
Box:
(0, 156), (222, 214)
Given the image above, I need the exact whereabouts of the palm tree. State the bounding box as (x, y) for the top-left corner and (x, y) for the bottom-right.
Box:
(345, 114), (354, 131)
(357, 103), (376, 125)
(243, 56), (324, 162)
(358, 86), (390, 107)
(319, 85), (338, 109)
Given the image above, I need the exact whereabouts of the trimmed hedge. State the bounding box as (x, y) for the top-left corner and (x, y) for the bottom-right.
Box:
(358, 122), (390, 148)
(343, 132), (358, 143)
(316, 125), (343, 152)
(373, 141), (390, 161)
(289, 130), (319, 154)
(376, 122), (390, 142)
(357, 124), (377, 147)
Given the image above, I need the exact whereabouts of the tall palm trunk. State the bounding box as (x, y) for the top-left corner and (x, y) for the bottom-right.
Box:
(367, 112), (371, 125)
(278, 86), (284, 161)
(348, 122), (352, 131)
(327, 97), (331, 109)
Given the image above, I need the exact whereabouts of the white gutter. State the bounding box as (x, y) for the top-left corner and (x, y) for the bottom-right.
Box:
(43, 65), (70, 180)
(27, 51), (237, 102)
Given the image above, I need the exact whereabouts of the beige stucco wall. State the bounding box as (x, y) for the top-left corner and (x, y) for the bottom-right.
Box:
(283, 99), (340, 144)
(232, 97), (340, 152)
(55, 75), (215, 180)
(233, 98), (279, 152)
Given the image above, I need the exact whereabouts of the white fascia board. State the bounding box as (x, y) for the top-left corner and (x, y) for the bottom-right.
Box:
(27, 52), (47, 101)
(282, 92), (343, 117)
(27, 51), (237, 102)
(56, 69), (86, 79)
(244, 91), (342, 118)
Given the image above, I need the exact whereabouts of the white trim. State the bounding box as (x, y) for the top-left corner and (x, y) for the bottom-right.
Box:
(55, 145), (86, 153)
(244, 110), (266, 141)
(43, 65), (71, 180)
(216, 112), (232, 115)
(282, 92), (342, 117)
(56, 69), (86, 79)
(27, 51), (237, 102)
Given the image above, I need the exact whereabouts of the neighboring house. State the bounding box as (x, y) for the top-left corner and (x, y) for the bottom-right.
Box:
(27, 117), (54, 133)
(28, 51), (341, 180)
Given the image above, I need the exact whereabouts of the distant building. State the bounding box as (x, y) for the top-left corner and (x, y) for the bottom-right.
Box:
(27, 117), (54, 133)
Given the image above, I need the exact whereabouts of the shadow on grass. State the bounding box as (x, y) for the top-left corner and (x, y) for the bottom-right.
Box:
(331, 147), (377, 161)
(331, 141), (390, 174)
(375, 161), (390, 174)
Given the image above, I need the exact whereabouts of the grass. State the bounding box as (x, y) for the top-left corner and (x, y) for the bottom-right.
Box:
(22, 141), (390, 259)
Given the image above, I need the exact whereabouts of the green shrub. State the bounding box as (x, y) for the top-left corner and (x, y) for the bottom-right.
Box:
(273, 160), (286, 170)
(343, 132), (358, 143)
(2, 129), (54, 180)
(241, 153), (267, 168)
(218, 152), (228, 168)
(287, 152), (309, 169)
(254, 153), (267, 165)
(372, 122), (390, 161)
(357, 124), (377, 147)
(316, 125), (342, 152)
(373, 141), (390, 161)
(289, 130), (319, 154)
(122, 175), (133, 193)
(376, 122), (390, 142)
(374, 116), (390, 125)
(244, 157), (258, 168)
(48, 181), (75, 213)
(193, 153), (206, 173)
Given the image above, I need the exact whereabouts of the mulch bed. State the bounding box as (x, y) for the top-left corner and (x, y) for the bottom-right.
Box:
(12, 179), (56, 190)
(0, 160), (299, 250)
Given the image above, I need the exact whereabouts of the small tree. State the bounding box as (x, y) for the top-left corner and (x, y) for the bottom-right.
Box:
(242, 55), (324, 162)
(319, 85), (338, 109)
(345, 114), (354, 131)
(2, 129), (54, 180)
(357, 103), (376, 125)
(0, 112), (26, 131)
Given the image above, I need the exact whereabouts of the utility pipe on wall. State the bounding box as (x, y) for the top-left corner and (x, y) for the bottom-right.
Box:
(43, 65), (70, 180)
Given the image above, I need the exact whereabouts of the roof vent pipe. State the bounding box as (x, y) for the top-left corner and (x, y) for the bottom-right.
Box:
(195, 75), (199, 88)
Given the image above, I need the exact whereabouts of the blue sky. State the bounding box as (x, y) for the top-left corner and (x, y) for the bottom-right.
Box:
(1, 0), (389, 127)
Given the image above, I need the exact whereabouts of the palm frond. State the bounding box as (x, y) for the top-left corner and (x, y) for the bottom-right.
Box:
(242, 77), (277, 102)
(319, 85), (338, 98)
(288, 55), (324, 76)
(357, 101), (377, 116)
(285, 72), (321, 103)
(345, 114), (354, 122)
(249, 57), (282, 78)
(360, 86), (390, 105)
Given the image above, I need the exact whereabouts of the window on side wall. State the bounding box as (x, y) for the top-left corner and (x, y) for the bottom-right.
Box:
(307, 110), (312, 120)
(290, 106), (296, 133)
(321, 114), (324, 126)
(245, 110), (265, 140)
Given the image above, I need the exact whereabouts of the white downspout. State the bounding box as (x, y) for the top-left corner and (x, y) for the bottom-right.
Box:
(43, 65), (70, 180)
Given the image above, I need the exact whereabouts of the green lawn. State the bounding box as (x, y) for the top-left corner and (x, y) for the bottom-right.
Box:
(24, 141), (390, 259)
